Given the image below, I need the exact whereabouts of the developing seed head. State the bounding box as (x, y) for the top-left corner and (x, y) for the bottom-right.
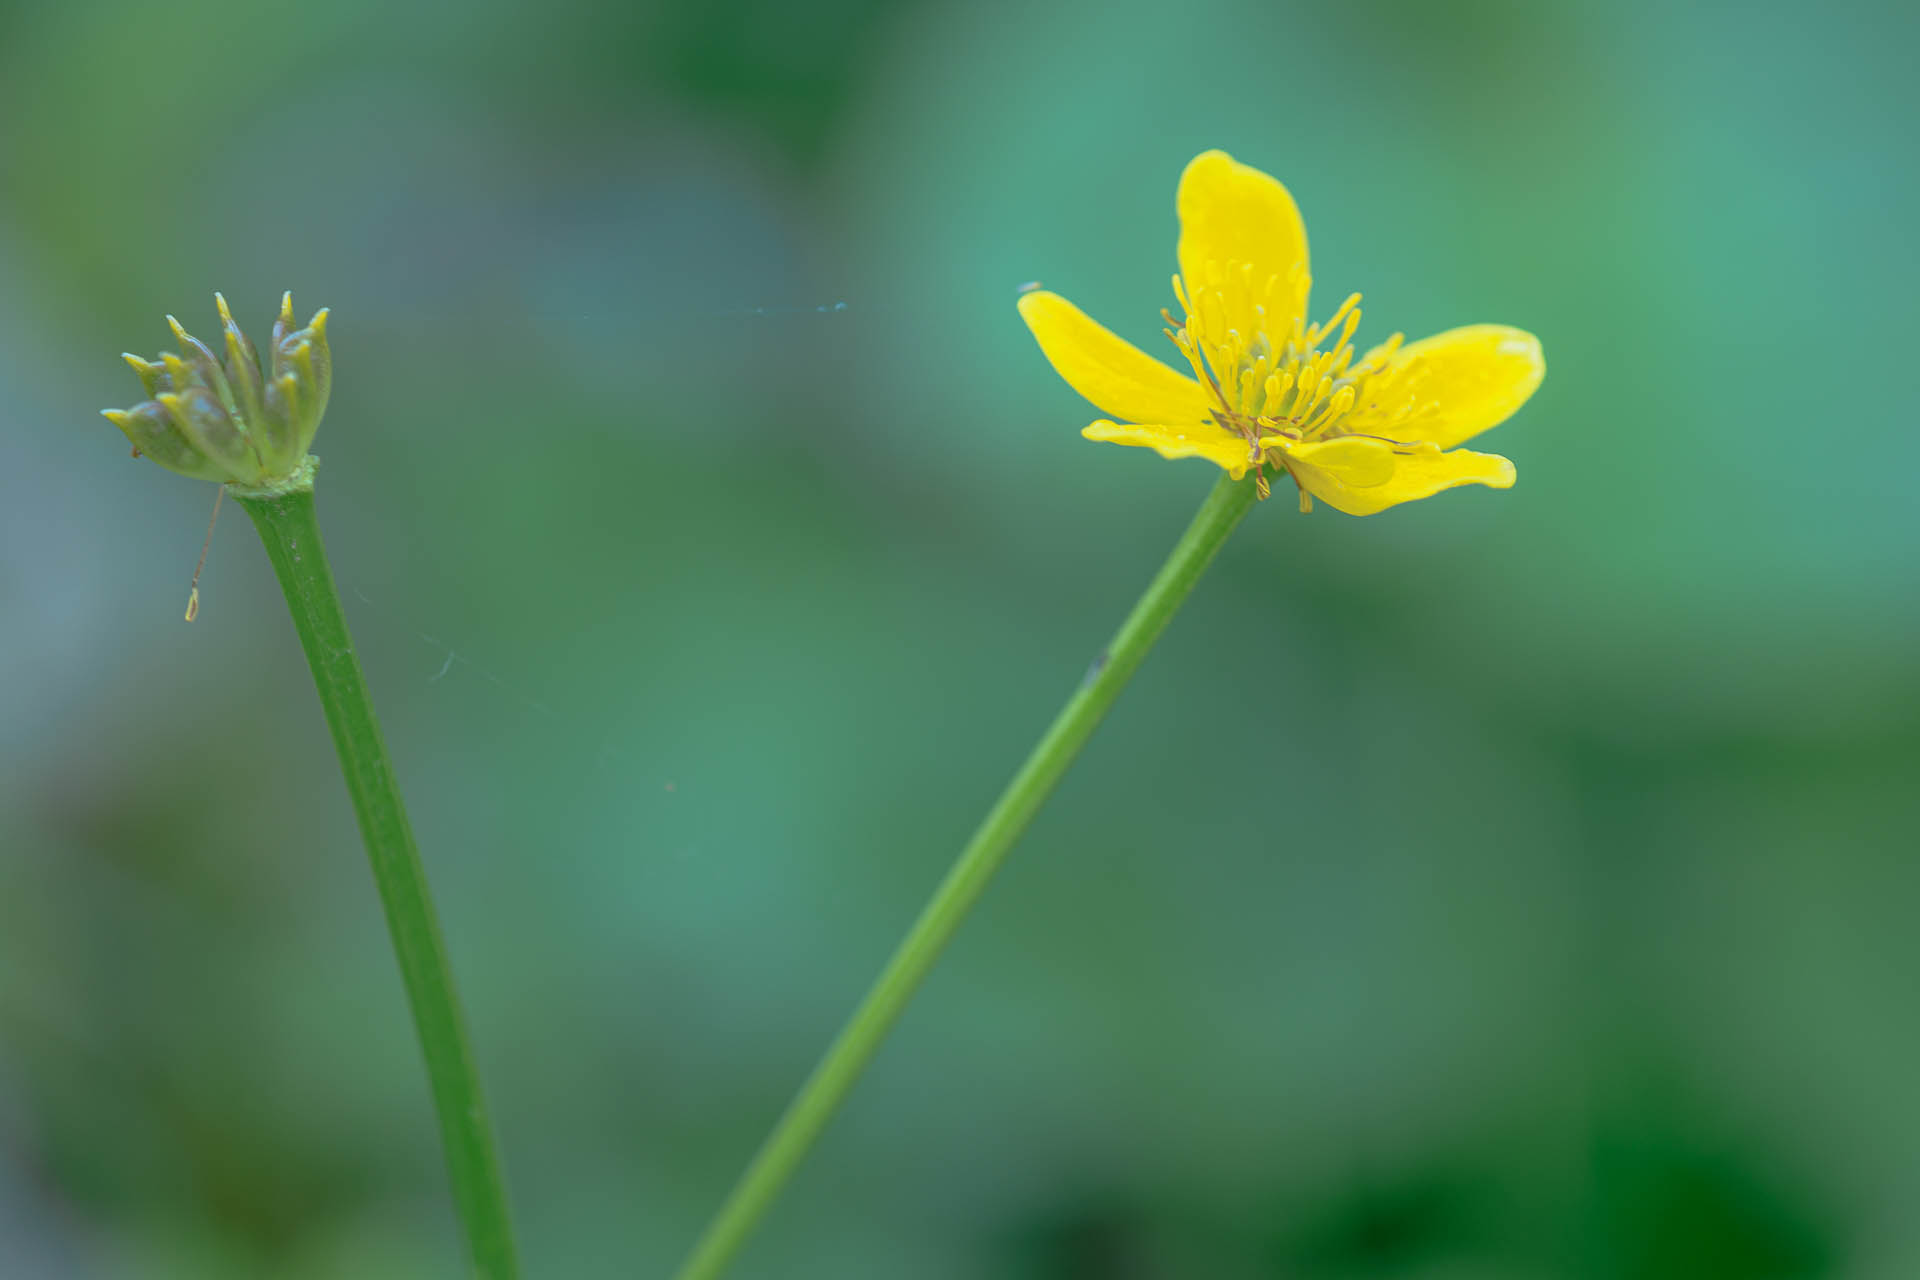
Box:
(103, 293), (331, 487)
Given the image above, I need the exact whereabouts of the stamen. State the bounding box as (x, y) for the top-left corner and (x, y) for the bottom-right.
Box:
(1297, 373), (1332, 420)
(1286, 314), (1306, 355)
(1200, 290), (1226, 344)
(1351, 331), (1404, 380)
(1208, 339), (1232, 380)
(1171, 331), (1224, 410)
(1311, 292), (1362, 347)
(1280, 378), (1306, 422)
(1302, 384), (1356, 437)
(1169, 271), (1392, 452)
(1264, 369), (1293, 416)
(184, 487), (223, 622)
(1330, 306), (1363, 367)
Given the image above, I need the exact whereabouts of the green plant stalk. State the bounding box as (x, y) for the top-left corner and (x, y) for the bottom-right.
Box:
(673, 470), (1261, 1280)
(233, 480), (520, 1280)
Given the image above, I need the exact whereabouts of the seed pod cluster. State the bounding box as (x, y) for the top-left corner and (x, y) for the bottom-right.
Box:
(104, 293), (330, 486)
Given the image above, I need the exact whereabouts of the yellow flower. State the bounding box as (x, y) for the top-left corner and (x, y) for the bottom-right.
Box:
(1018, 150), (1545, 514)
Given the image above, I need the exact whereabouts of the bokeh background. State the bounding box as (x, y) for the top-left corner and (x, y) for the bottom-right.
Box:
(4, 0), (1918, 1275)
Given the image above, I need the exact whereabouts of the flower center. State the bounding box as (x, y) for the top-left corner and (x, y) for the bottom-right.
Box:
(1163, 263), (1406, 479)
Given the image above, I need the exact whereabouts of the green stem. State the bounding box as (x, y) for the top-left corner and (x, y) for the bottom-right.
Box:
(673, 470), (1261, 1280)
(234, 480), (520, 1280)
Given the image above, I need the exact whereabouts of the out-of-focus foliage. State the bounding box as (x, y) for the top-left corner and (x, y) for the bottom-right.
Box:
(1, 0), (1915, 1276)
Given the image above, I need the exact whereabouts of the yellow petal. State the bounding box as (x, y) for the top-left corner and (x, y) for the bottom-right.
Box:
(1018, 290), (1212, 426)
(1347, 325), (1545, 449)
(1278, 436), (1515, 517)
(1176, 150), (1310, 334)
(1083, 419), (1256, 478)
(1281, 436), (1397, 486)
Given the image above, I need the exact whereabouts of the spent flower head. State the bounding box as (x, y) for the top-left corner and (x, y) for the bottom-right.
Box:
(104, 293), (330, 489)
(1019, 150), (1545, 514)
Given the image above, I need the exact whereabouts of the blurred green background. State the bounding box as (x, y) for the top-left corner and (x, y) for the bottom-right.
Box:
(3, 0), (1917, 1275)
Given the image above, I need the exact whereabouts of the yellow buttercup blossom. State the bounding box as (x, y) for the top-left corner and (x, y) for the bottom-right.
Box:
(1018, 150), (1545, 514)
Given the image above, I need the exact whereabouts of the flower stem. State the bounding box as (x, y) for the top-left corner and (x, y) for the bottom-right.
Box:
(672, 470), (1261, 1280)
(232, 482), (521, 1280)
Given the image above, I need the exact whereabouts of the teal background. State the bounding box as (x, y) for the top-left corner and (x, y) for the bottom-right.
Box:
(3, 0), (1918, 1275)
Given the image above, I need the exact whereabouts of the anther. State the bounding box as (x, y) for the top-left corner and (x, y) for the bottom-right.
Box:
(1313, 292), (1362, 345)
(184, 487), (223, 622)
(1303, 384), (1357, 437)
(1334, 306), (1362, 358)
